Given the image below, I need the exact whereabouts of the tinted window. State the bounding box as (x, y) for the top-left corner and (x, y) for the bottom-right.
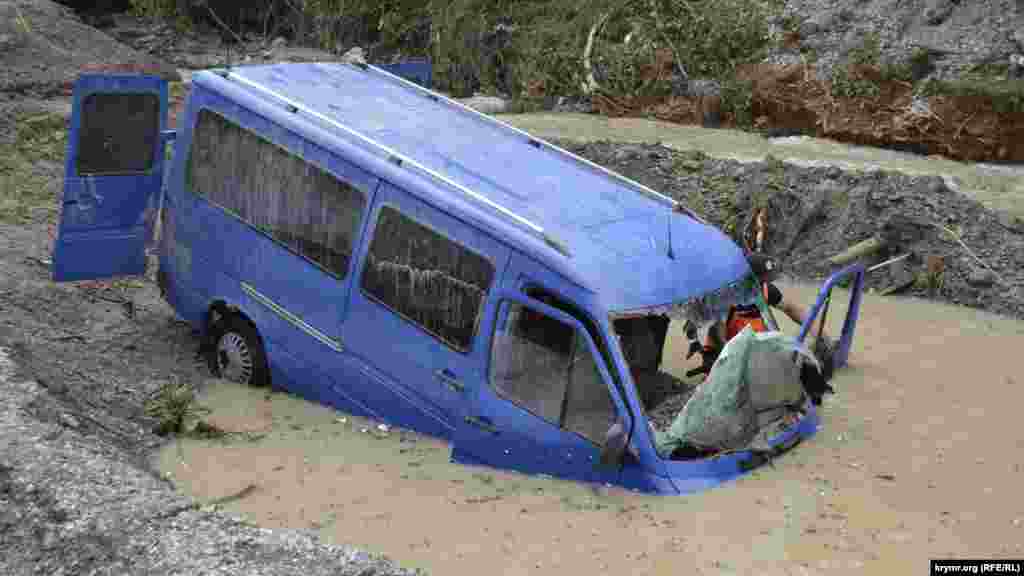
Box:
(490, 301), (617, 445)
(77, 93), (160, 175)
(187, 110), (365, 278)
(361, 205), (494, 352)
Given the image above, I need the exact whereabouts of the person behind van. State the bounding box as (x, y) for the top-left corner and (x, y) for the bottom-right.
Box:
(695, 253), (834, 378)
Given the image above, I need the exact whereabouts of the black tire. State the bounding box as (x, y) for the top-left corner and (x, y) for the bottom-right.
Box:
(206, 313), (270, 388)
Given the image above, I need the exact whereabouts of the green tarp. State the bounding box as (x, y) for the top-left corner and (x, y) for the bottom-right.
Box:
(654, 327), (820, 457)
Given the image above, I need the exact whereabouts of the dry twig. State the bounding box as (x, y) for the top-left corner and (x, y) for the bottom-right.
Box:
(933, 222), (1008, 286)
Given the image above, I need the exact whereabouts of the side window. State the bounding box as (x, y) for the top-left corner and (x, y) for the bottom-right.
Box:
(186, 109), (366, 278)
(77, 93), (160, 175)
(490, 301), (618, 445)
(360, 205), (495, 352)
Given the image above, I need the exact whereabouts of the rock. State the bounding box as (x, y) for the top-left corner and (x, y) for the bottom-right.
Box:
(614, 147), (641, 162)
(880, 260), (917, 295)
(923, 0), (955, 26)
(1015, 30), (1024, 52)
(967, 267), (997, 287)
(814, 180), (847, 203)
(1010, 54), (1024, 78)
(925, 176), (947, 196)
(879, 213), (927, 246)
(60, 413), (79, 429)
(340, 46), (366, 66)
(800, 11), (838, 37)
(271, 36), (288, 49)
(458, 95), (508, 115)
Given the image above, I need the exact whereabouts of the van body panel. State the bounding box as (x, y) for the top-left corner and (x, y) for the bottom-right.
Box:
(453, 289), (637, 488)
(191, 70), (590, 291)
(208, 65), (752, 311)
(495, 253), (670, 483)
(54, 62), (864, 496)
(344, 181), (512, 440)
(53, 74), (168, 282)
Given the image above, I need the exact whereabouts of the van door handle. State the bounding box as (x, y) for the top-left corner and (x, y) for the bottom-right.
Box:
(465, 415), (500, 435)
(435, 369), (465, 392)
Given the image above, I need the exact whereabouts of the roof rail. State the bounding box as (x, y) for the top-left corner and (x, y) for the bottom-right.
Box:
(221, 70), (572, 257)
(368, 64), (708, 225)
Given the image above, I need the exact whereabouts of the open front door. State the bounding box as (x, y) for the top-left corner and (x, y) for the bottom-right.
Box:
(52, 74), (169, 282)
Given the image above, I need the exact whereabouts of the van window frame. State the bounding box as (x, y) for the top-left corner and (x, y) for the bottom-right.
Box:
(474, 283), (631, 447)
(522, 284), (630, 406)
(358, 200), (498, 355)
(75, 92), (162, 177)
(486, 293), (623, 448)
(183, 107), (368, 281)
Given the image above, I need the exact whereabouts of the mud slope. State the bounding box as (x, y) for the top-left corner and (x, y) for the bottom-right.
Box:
(157, 283), (1024, 576)
(0, 0), (178, 96)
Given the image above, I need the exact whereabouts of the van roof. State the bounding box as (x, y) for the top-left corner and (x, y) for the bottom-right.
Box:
(197, 62), (750, 312)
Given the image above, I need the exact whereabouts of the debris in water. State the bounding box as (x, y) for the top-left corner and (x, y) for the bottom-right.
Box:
(876, 474), (896, 481)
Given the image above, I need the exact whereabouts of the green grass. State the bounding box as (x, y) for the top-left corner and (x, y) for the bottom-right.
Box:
(0, 112), (67, 224)
(923, 76), (1024, 115)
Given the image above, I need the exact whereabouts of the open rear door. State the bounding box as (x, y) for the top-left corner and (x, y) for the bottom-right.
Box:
(52, 74), (168, 282)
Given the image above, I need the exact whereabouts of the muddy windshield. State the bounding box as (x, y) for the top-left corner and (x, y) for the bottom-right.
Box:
(610, 274), (780, 458)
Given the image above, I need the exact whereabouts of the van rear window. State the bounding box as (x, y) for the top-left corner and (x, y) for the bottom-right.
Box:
(187, 110), (366, 278)
(77, 93), (160, 175)
(361, 206), (494, 352)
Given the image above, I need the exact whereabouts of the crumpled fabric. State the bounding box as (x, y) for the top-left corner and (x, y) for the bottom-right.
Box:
(654, 326), (820, 457)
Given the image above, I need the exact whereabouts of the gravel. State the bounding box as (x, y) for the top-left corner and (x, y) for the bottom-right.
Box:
(0, 342), (424, 576)
(0, 214), (422, 575)
(767, 0), (1024, 82)
(0, 0), (178, 98)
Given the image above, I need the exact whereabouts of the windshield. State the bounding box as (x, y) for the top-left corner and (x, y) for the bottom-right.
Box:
(609, 273), (767, 457)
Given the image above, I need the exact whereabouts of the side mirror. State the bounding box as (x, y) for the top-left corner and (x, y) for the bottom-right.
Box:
(598, 419), (630, 470)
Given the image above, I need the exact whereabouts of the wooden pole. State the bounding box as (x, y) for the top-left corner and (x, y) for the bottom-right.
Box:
(828, 236), (886, 266)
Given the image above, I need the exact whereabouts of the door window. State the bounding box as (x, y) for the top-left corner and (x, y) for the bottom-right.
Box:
(360, 205), (495, 353)
(489, 301), (618, 445)
(76, 93), (160, 175)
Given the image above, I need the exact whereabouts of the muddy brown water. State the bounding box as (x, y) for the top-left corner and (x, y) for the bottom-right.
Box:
(155, 282), (1024, 575)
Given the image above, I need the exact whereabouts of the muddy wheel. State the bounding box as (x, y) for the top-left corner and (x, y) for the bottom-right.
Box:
(207, 314), (269, 387)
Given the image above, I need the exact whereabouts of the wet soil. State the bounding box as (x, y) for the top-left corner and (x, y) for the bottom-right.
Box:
(599, 61), (1024, 165)
(156, 283), (1024, 575)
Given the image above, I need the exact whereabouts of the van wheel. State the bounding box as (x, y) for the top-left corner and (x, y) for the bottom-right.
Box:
(207, 314), (269, 387)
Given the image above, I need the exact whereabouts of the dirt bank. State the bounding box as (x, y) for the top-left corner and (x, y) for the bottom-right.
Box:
(548, 139), (1024, 321)
(596, 60), (1024, 164)
(0, 0), (178, 98)
(156, 283), (1024, 575)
